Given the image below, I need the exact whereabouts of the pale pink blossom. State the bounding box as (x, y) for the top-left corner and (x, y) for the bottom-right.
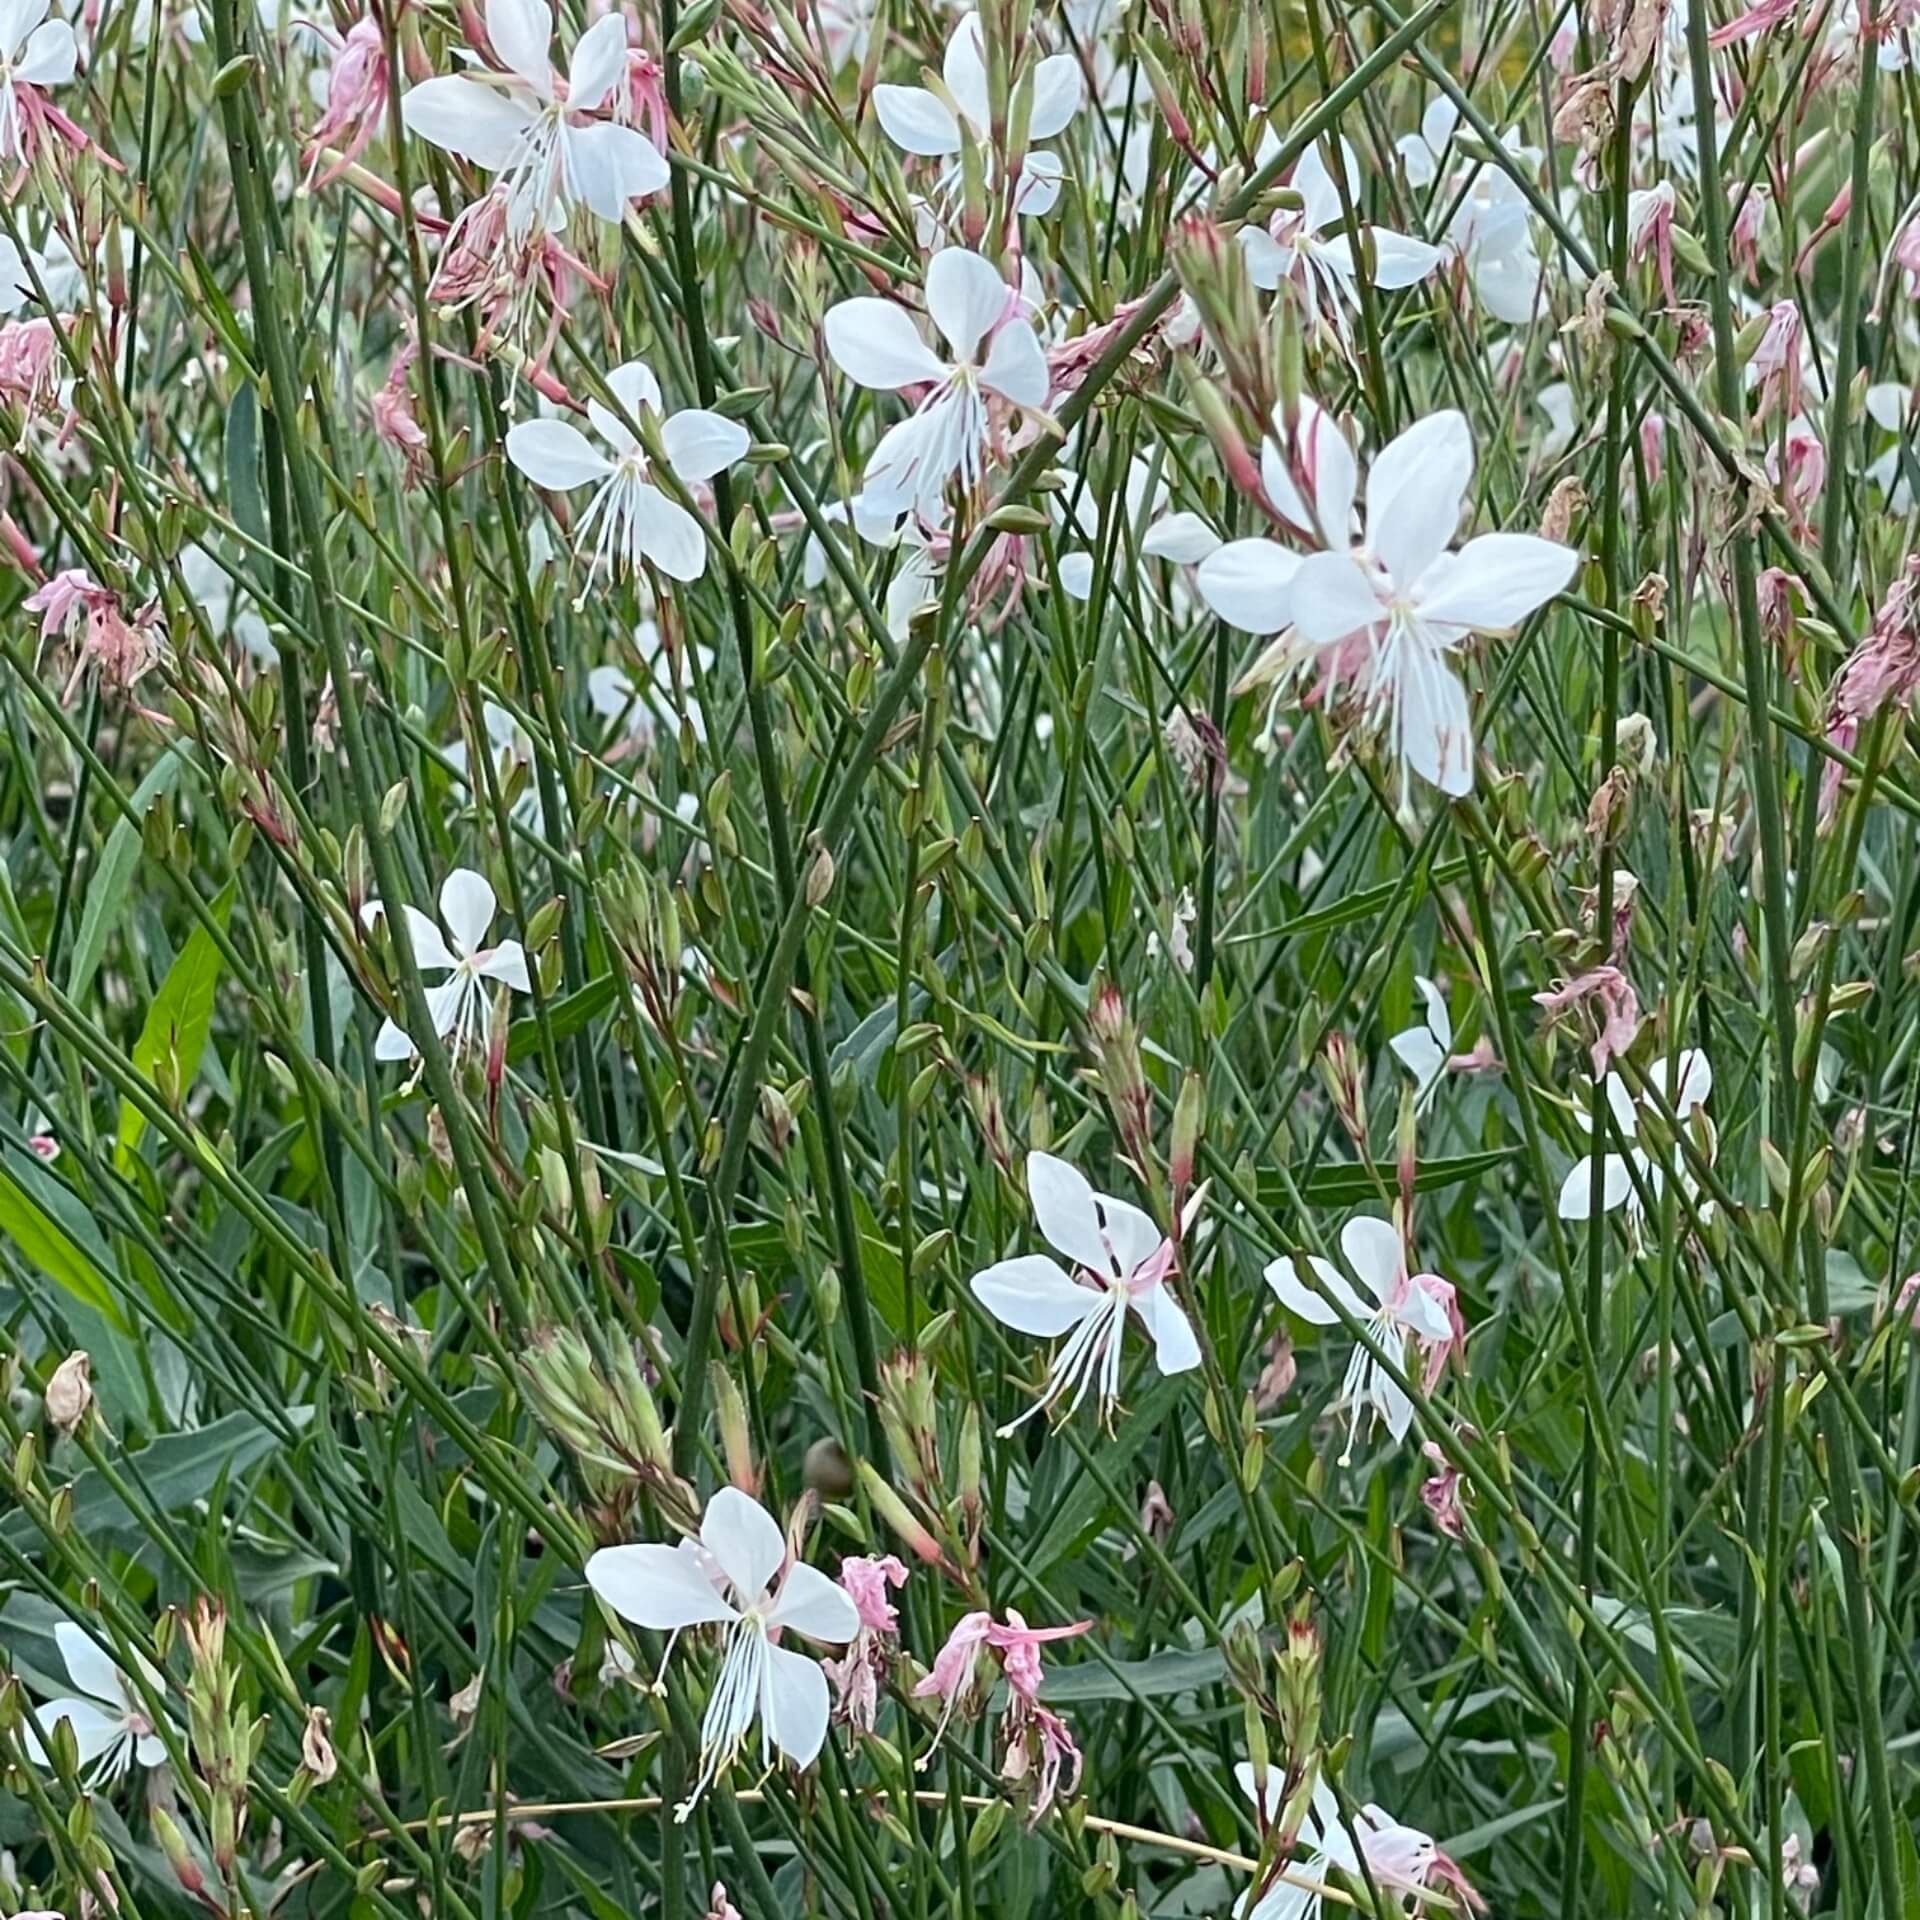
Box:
(1750, 301), (1803, 422)
(1533, 964), (1642, 1075)
(303, 16), (388, 188)
(1821, 556), (1920, 824)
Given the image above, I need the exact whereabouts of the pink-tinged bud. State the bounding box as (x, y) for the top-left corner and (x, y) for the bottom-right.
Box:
(1139, 1479), (1175, 1543)
(856, 1459), (952, 1568)
(704, 1885), (745, 1920)
(1627, 180), (1676, 304)
(1820, 556), (1920, 826)
(1895, 217), (1920, 300)
(371, 350), (431, 487)
(1750, 300), (1803, 423)
(152, 1806), (209, 1901)
(1639, 411), (1665, 487)
(1254, 1328), (1296, 1411)
(0, 509), (43, 579)
(1729, 184), (1768, 282)
(1318, 1032), (1368, 1150)
(303, 16), (390, 189)
(1087, 983), (1153, 1170)
(1898, 1274), (1920, 1329)
(965, 1072), (1013, 1172)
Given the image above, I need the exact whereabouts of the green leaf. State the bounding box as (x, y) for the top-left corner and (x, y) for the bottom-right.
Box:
(1036, 1646), (1225, 1703)
(1259, 1148), (1522, 1210)
(0, 1162), (121, 1327)
(66, 751), (190, 1005)
(116, 884), (234, 1167)
(225, 384), (267, 551)
(1, 1407), (305, 1549)
(505, 970), (619, 1062)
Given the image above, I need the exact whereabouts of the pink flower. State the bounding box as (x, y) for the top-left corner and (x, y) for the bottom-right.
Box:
(912, 1608), (1090, 1816)
(1767, 416), (1825, 538)
(1894, 217), (1920, 299)
(1821, 556), (1920, 825)
(703, 1885), (743, 1920)
(1709, 0), (1797, 45)
(822, 1554), (909, 1733)
(840, 1553), (908, 1634)
(303, 16), (389, 189)
(1730, 186), (1768, 281)
(24, 566), (103, 643)
(1627, 181), (1676, 303)
(26, 568), (162, 705)
(1408, 1270), (1468, 1390)
(1533, 964), (1642, 1075)
(372, 350), (431, 487)
(1420, 1442), (1466, 1538)
(0, 314), (61, 415)
(622, 45), (669, 149)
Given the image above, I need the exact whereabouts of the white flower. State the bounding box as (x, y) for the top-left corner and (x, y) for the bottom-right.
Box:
(1555, 1048), (1714, 1224)
(1399, 98), (1545, 324)
(1388, 974), (1452, 1101)
(0, 0), (77, 165)
(25, 1623), (168, 1786)
(823, 249), (1048, 526)
(588, 621), (716, 746)
(1236, 1765), (1449, 1920)
(400, 0), (668, 239)
(1536, 380), (1576, 460)
(969, 1150), (1202, 1433)
(505, 361), (748, 586)
(1241, 135), (1444, 331)
(1280, 409), (1577, 801)
(361, 867), (531, 1063)
(873, 12), (1082, 218)
(585, 1487), (860, 1817)
(1263, 1215), (1452, 1462)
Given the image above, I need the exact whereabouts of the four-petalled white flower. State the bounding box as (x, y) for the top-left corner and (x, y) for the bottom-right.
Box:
(823, 248), (1048, 527)
(873, 11), (1083, 218)
(1556, 1048), (1714, 1223)
(362, 867), (531, 1063)
(1264, 1215), (1452, 1462)
(585, 1488), (860, 1817)
(25, 1622), (168, 1786)
(400, 0), (668, 240)
(507, 361), (749, 586)
(969, 1150), (1202, 1433)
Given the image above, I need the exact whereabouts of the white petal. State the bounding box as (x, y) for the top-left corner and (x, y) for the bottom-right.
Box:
(16, 15), (74, 84)
(475, 941), (531, 991)
(766, 1563), (860, 1642)
(56, 1621), (127, 1707)
(439, 868), (496, 954)
(1665, 1048), (1713, 1114)
(564, 121), (670, 220)
(400, 76), (534, 168)
(0, 0), (49, 56)
(1389, 1026), (1445, 1092)
(1396, 131), (1436, 189)
(487, 0), (553, 94)
(700, 1487), (787, 1602)
(567, 12), (627, 110)
(759, 1643), (831, 1769)
(941, 12), (990, 131)
(925, 247), (1013, 365)
(1361, 227), (1445, 289)
(1397, 649), (1476, 797)
(1027, 52), (1084, 137)
(1292, 137), (1355, 233)
(507, 418), (611, 490)
(1264, 1253), (1367, 1324)
(1239, 226), (1292, 290)
(1195, 539), (1301, 635)
(1422, 95), (1459, 151)
(23, 1697), (125, 1769)
(607, 358), (665, 419)
(1414, 974), (1453, 1051)
(1556, 1153), (1633, 1220)
(422, 972), (473, 1041)
(1136, 1283), (1202, 1374)
(872, 83), (962, 156)
(1376, 1365), (1415, 1441)
(1287, 549), (1384, 647)
(1058, 552), (1094, 599)
(1412, 532), (1576, 632)
(1340, 1215), (1404, 1303)
(633, 484), (708, 581)
(1011, 152), (1062, 216)
(822, 298), (948, 389)
(1141, 512), (1221, 564)
(661, 408), (749, 481)
(374, 1017), (415, 1061)
(1025, 1149), (1110, 1271)
(970, 1254), (1102, 1335)
(978, 318), (1047, 406)
(1367, 410), (1473, 588)
(398, 904), (458, 973)
(585, 1542), (736, 1629)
